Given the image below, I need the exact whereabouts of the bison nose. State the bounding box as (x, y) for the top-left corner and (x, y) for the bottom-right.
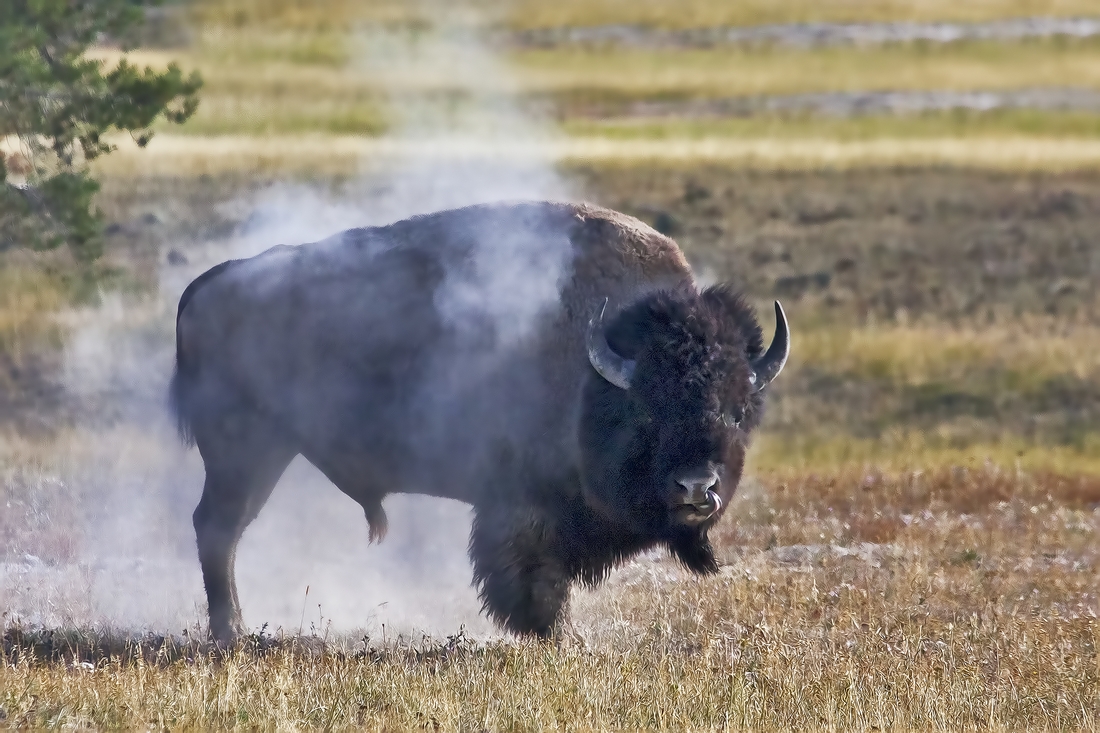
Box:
(674, 472), (719, 507)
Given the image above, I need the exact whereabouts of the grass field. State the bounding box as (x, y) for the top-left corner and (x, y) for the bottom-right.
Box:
(83, 7), (1100, 139)
(112, 37), (1100, 138)
(76, 134), (1100, 178)
(3, 0), (1100, 729)
(193, 0), (1100, 31)
(2, 464), (1097, 729)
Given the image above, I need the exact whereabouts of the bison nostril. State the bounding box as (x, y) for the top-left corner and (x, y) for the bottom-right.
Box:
(675, 474), (718, 505)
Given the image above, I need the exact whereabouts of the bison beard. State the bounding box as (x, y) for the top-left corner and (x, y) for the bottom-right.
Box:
(171, 201), (788, 644)
(469, 494), (715, 637)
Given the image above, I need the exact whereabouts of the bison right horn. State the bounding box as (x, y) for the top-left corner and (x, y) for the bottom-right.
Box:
(587, 298), (636, 390)
(749, 300), (790, 393)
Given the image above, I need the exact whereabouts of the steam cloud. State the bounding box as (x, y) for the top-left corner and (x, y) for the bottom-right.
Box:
(1, 11), (574, 642)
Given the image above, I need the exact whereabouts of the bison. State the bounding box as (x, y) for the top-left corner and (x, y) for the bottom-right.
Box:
(170, 201), (789, 644)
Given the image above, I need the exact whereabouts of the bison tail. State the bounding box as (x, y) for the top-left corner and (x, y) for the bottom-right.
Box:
(169, 259), (236, 447)
(168, 360), (197, 447)
(169, 309), (198, 447)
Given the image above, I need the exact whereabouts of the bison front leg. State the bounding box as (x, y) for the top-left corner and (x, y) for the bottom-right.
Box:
(469, 506), (571, 638)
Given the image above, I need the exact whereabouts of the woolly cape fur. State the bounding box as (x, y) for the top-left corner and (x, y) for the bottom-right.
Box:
(169, 201), (765, 640)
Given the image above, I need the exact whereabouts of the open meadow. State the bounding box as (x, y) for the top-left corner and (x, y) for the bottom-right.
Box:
(2, 0), (1099, 729)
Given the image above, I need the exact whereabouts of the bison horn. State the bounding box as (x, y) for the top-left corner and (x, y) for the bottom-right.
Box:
(587, 298), (635, 390)
(750, 300), (790, 393)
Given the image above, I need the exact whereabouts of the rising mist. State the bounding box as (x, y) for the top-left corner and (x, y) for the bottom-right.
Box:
(1, 9), (576, 642)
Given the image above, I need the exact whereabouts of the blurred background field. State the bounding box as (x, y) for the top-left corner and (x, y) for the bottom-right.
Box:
(2, 0), (1099, 729)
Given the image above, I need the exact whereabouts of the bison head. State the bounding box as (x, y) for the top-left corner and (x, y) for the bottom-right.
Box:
(578, 286), (788, 573)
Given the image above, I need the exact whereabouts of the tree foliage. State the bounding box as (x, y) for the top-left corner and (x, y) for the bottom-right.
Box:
(0, 0), (201, 261)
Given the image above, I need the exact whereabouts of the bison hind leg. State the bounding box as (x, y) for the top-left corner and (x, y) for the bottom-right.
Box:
(469, 506), (571, 638)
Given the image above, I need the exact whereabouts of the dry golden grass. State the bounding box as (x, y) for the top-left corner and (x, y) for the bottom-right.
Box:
(0, 268), (65, 362)
(193, 0), (1100, 31)
(138, 37), (1100, 135)
(89, 18), (1100, 138)
(171, 36), (1100, 100)
(500, 0), (1100, 30)
(85, 134), (1100, 176)
(2, 467), (1096, 730)
(3, 161), (1100, 728)
(511, 39), (1100, 98)
(0, 263), (69, 397)
(752, 431), (1100, 476)
(565, 111), (1100, 143)
(795, 323), (1100, 388)
(748, 321), (1100, 475)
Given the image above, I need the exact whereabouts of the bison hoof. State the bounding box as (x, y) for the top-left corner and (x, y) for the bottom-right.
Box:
(208, 619), (246, 650)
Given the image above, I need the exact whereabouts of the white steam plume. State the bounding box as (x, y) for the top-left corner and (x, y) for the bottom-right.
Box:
(1, 8), (573, 642)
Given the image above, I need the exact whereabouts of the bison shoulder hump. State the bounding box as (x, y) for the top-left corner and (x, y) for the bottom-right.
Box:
(570, 203), (690, 275)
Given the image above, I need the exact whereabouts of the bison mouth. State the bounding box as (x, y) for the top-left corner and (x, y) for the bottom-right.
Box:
(671, 489), (723, 525)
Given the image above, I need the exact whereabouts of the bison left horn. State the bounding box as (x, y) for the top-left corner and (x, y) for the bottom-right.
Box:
(587, 298), (635, 390)
(749, 300), (790, 393)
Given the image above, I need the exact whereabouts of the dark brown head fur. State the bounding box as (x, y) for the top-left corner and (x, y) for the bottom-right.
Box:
(576, 284), (768, 574)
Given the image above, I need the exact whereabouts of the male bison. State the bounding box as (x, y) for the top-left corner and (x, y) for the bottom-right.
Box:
(171, 201), (788, 644)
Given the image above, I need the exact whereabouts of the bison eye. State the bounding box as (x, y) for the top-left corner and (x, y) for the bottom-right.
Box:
(722, 407), (744, 430)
